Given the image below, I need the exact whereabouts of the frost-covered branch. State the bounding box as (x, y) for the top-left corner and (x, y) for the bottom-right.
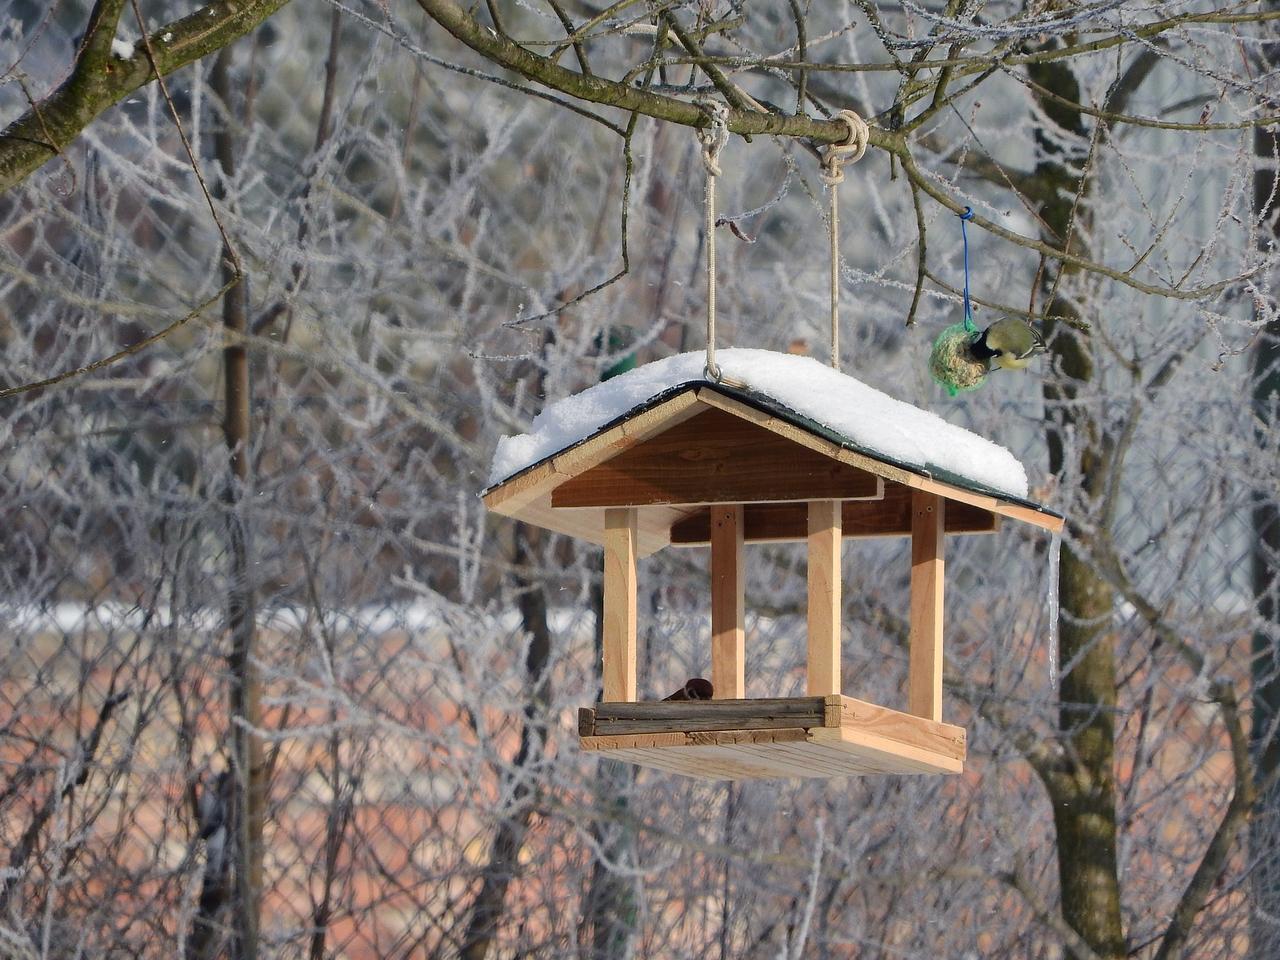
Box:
(0, 0), (288, 194)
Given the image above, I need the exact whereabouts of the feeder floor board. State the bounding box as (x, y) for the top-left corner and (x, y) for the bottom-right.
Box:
(578, 695), (965, 780)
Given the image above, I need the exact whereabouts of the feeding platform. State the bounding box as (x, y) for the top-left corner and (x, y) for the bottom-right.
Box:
(483, 349), (1063, 781)
(578, 696), (966, 778)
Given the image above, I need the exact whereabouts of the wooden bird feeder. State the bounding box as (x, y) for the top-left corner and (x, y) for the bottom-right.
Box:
(483, 363), (1063, 781)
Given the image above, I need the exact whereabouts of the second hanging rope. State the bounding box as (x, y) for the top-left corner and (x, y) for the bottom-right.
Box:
(697, 98), (732, 384)
(819, 110), (870, 373)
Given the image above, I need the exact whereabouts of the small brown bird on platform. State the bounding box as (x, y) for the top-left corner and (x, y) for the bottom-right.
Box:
(663, 678), (714, 701)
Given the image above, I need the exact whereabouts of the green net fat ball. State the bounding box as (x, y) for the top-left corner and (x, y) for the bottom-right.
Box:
(930, 322), (988, 396)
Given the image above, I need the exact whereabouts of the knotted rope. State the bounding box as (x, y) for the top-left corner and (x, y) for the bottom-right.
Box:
(696, 98), (736, 385)
(819, 109), (870, 371)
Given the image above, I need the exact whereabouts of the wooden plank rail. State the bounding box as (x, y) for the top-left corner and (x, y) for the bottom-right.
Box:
(582, 697), (829, 735)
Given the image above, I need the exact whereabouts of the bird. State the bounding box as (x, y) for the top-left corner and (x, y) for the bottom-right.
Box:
(967, 318), (1046, 371)
(663, 678), (714, 701)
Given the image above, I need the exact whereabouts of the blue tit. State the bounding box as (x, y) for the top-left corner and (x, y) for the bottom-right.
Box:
(968, 317), (1046, 371)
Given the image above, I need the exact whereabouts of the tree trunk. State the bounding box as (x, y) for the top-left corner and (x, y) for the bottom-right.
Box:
(1041, 299), (1125, 960)
(460, 522), (552, 960)
(578, 577), (638, 959)
(1046, 535), (1123, 959)
(212, 45), (264, 960)
(1250, 5), (1280, 953)
(1028, 53), (1125, 959)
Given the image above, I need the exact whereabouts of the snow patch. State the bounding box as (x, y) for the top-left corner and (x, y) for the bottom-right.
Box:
(110, 37), (134, 59)
(2, 601), (593, 639)
(488, 348), (1030, 499)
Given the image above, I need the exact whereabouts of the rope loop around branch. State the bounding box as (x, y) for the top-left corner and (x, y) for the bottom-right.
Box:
(695, 97), (730, 177)
(819, 109), (870, 186)
(820, 110), (868, 370)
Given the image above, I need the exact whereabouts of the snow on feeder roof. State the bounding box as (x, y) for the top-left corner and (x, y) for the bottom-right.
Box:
(482, 349), (1062, 781)
(489, 350), (1029, 497)
(485, 349), (1060, 555)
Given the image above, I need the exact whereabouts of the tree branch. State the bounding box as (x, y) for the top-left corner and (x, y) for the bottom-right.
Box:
(544, 0), (590, 74)
(412, 0), (886, 147)
(79, 0), (130, 72)
(906, 178), (927, 326)
(1153, 683), (1256, 960)
(1012, 67), (1280, 133)
(662, 11), (756, 115)
(0, 688), (130, 912)
(0, 278), (236, 400)
(785, 0), (807, 113)
(998, 865), (1107, 960)
(900, 150), (1257, 302)
(640, 8), (1280, 79)
(0, 0), (290, 194)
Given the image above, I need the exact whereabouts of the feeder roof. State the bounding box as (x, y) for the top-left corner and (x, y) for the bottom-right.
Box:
(483, 349), (1062, 555)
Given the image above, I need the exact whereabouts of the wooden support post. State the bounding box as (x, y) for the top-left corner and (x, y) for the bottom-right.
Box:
(806, 500), (842, 696)
(908, 491), (945, 721)
(603, 507), (638, 702)
(710, 504), (745, 699)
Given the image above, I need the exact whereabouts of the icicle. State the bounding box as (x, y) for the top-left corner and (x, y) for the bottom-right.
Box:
(1045, 531), (1062, 691)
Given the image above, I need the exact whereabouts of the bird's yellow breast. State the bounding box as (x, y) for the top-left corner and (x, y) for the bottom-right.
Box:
(994, 353), (1034, 371)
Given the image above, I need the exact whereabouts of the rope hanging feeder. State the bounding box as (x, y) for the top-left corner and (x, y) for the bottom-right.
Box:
(698, 104), (868, 381)
(929, 207), (989, 396)
(696, 98), (748, 389)
(819, 110), (870, 372)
